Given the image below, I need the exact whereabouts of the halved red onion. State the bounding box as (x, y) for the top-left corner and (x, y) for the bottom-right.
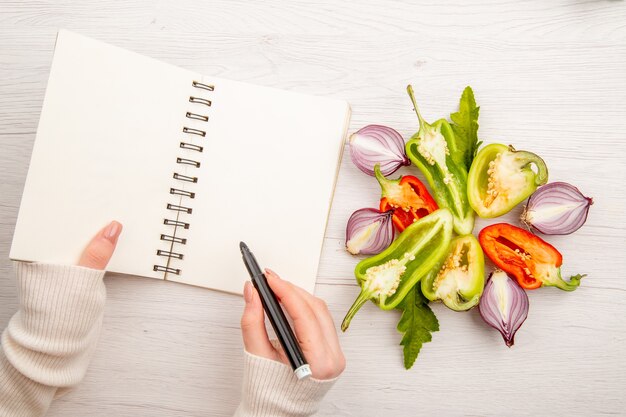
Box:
(349, 125), (410, 176)
(521, 181), (593, 235)
(345, 208), (394, 255)
(479, 270), (529, 347)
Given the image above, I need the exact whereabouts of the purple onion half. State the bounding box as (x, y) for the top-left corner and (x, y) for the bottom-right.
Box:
(349, 125), (410, 176)
(479, 270), (529, 347)
(345, 208), (394, 255)
(521, 181), (593, 235)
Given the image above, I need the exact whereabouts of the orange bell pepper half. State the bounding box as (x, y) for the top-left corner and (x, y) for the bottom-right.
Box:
(478, 223), (584, 291)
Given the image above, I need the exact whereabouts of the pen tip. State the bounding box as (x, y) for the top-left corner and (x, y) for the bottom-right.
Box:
(239, 241), (248, 252)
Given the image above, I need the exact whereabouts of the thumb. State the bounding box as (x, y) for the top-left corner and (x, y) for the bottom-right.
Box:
(240, 281), (276, 360)
(78, 221), (123, 270)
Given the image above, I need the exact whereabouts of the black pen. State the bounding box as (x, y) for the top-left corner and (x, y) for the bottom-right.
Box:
(239, 241), (312, 380)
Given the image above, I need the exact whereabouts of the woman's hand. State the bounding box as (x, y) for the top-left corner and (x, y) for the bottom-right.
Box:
(78, 221), (122, 269)
(240, 269), (345, 380)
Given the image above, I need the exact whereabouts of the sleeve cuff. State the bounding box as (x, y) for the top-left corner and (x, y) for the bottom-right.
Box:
(2, 262), (107, 387)
(234, 349), (337, 417)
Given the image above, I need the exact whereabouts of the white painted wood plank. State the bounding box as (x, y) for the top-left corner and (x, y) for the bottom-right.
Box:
(1, 0), (625, 416)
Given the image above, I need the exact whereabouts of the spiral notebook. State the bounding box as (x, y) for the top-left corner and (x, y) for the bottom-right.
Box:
(9, 30), (350, 295)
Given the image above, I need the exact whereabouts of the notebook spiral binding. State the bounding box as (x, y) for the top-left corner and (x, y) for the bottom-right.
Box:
(153, 80), (213, 277)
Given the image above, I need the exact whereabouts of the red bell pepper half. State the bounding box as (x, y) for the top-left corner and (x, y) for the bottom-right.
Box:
(374, 164), (438, 232)
(478, 223), (585, 291)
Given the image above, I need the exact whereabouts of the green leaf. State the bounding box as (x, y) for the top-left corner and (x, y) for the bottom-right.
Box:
(396, 286), (439, 369)
(450, 86), (481, 171)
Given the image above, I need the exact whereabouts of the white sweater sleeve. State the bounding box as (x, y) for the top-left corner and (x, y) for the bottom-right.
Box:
(0, 263), (107, 417)
(234, 349), (338, 417)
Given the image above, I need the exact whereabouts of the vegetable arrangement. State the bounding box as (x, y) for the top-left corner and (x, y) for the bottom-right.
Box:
(343, 86), (592, 369)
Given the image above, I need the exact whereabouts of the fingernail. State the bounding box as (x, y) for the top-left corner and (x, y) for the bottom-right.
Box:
(243, 281), (253, 303)
(265, 268), (279, 279)
(103, 221), (122, 243)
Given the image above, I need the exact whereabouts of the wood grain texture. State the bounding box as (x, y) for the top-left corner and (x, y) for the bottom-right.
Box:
(1, 0), (625, 415)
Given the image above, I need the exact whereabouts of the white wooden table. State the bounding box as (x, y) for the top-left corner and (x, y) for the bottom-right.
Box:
(1, 1), (625, 416)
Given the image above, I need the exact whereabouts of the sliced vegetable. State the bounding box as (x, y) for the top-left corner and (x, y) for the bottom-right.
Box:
(374, 164), (438, 232)
(341, 208), (454, 331)
(405, 85), (475, 235)
(421, 234), (485, 311)
(345, 208), (395, 255)
(521, 181), (593, 235)
(468, 143), (548, 218)
(479, 223), (585, 291)
(449, 86), (482, 172)
(349, 124), (410, 176)
(397, 286), (439, 369)
(478, 270), (529, 347)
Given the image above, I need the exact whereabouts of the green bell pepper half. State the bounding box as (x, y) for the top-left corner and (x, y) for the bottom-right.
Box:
(341, 208), (453, 331)
(405, 86), (475, 235)
(421, 234), (485, 311)
(467, 143), (548, 218)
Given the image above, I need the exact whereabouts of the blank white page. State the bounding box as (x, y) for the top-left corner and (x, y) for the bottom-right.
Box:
(10, 30), (199, 278)
(167, 77), (350, 294)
